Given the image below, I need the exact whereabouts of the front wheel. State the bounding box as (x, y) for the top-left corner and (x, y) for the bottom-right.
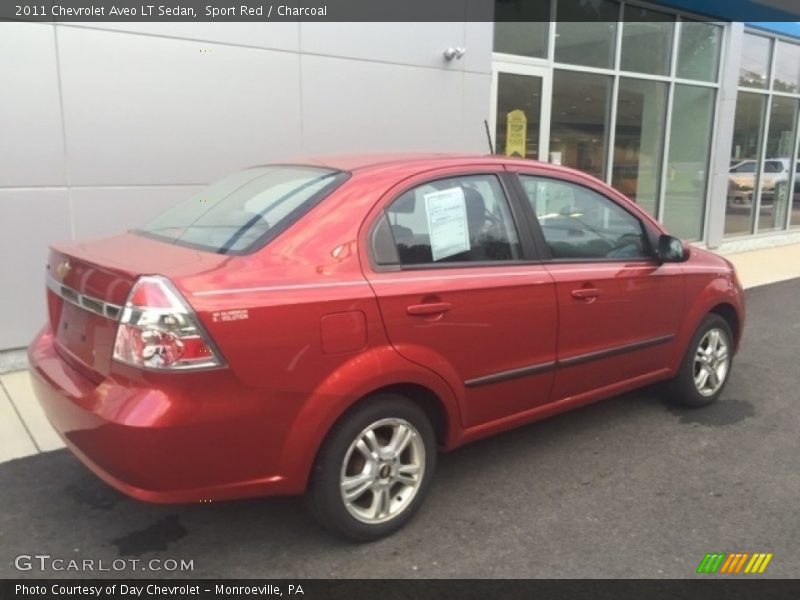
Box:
(306, 394), (436, 542)
(667, 314), (734, 408)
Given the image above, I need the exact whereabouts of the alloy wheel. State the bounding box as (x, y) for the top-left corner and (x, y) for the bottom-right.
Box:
(339, 418), (425, 524)
(693, 328), (730, 397)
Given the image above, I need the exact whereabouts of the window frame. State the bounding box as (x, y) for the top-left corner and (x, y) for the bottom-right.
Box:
(366, 169), (541, 272)
(507, 171), (659, 263)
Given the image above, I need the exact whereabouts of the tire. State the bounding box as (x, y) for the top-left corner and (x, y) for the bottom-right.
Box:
(306, 393), (437, 542)
(667, 314), (734, 408)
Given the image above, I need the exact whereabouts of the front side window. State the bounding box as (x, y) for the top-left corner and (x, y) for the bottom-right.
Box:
(519, 176), (650, 260)
(138, 166), (347, 254)
(379, 174), (521, 266)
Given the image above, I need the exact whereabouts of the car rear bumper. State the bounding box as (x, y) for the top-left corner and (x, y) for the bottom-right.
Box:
(27, 326), (295, 503)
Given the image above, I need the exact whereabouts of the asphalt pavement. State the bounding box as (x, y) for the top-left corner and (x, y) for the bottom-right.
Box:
(1, 279), (798, 579)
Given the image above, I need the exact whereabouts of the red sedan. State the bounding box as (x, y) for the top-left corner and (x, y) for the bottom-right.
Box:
(29, 154), (745, 541)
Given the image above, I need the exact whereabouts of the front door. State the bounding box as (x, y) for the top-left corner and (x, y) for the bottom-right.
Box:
(511, 170), (686, 402)
(491, 63), (552, 161)
(363, 167), (558, 429)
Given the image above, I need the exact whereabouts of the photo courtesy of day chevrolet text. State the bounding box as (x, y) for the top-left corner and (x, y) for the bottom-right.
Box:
(13, 583), (304, 597)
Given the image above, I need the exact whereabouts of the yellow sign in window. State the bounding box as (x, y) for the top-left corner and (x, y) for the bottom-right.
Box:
(505, 109), (527, 157)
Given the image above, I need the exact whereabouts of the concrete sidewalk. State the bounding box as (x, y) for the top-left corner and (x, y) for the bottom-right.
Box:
(0, 370), (65, 463)
(1, 242), (799, 465)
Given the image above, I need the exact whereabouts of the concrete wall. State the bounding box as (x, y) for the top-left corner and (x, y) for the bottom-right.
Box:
(0, 22), (493, 350)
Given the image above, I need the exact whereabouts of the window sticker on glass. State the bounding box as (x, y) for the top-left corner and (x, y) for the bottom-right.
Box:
(424, 187), (470, 261)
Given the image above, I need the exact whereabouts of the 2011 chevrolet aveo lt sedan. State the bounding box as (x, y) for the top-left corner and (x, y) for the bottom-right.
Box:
(29, 154), (745, 541)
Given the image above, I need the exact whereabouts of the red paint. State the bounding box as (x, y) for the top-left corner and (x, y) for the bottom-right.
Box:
(320, 311), (367, 354)
(28, 154), (745, 504)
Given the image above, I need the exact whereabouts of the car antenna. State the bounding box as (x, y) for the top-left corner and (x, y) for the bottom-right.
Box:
(483, 119), (495, 154)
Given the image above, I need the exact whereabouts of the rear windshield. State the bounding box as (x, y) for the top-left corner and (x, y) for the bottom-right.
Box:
(136, 165), (348, 254)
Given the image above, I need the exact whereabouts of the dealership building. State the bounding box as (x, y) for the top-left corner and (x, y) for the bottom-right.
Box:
(2, 0), (800, 352)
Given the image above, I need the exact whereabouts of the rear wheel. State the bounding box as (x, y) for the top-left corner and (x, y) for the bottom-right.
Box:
(306, 394), (436, 541)
(667, 314), (733, 407)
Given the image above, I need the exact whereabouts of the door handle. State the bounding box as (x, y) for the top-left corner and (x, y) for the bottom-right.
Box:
(406, 302), (452, 316)
(571, 288), (601, 300)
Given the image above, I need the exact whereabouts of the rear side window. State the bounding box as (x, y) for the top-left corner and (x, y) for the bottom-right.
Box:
(137, 166), (348, 254)
(376, 174), (522, 266)
(519, 175), (650, 260)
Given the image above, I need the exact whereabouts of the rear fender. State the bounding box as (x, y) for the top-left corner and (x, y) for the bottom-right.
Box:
(276, 345), (462, 494)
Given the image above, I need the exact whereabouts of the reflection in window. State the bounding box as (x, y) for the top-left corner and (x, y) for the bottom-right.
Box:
(493, 1), (549, 58)
(384, 175), (521, 266)
(555, 0), (619, 69)
(773, 40), (800, 93)
(519, 176), (649, 260)
(739, 33), (772, 89)
(662, 85), (716, 240)
(793, 141), (800, 229)
(612, 78), (668, 217)
(550, 70), (612, 180)
(620, 6), (674, 76)
(757, 98), (798, 232)
(676, 20), (722, 83)
(725, 92), (767, 237)
(495, 73), (542, 159)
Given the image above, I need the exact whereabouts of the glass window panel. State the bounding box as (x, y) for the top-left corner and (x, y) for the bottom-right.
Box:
(662, 85), (716, 240)
(550, 70), (613, 180)
(773, 40), (800, 93)
(620, 6), (674, 76)
(792, 133), (800, 228)
(493, 1), (549, 58)
(554, 0), (619, 69)
(739, 33), (772, 89)
(612, 78), (668, 217)
(519, 176), (650, 259)
(385, 175), (521, 265)
(495, 73), (542, 159)
(757, 97), (798, 232)
(725, 92), (767, 237)
(677, 20), (722, 82)
(140, 166), (346, 254)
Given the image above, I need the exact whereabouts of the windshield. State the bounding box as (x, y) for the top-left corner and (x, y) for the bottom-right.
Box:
(137, 165), (348, 254)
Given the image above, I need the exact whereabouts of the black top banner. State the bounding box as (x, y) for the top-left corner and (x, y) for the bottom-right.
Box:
(1, 579), (800, 600)
(2, 0), (800, 23)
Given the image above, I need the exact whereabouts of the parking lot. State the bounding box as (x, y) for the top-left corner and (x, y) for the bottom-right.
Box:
(1, 278), (798, 579)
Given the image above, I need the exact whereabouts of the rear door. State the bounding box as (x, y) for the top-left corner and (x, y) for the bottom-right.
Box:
(510, 170), (685, 401)
(362, 166), (558, 428)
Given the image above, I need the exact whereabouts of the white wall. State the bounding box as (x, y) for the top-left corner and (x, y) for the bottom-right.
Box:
(0, 21), (493, 349)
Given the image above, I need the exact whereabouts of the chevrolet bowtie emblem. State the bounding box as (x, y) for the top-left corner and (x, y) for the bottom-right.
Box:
(56, 260), (72, 280)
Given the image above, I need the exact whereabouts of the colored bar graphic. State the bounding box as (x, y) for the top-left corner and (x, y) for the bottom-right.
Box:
(734, 553), (749, 573)
(697, 553), (726, 573)
(700, 552), (773, 574)
(721, 553), (740, 573)
(719, 554), (735, 573)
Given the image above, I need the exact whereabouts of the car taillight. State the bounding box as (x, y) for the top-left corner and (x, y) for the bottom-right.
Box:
(113, 275), (224, 370)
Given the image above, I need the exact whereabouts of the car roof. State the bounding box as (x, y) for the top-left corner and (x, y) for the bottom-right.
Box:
(278, 152), (597, 180)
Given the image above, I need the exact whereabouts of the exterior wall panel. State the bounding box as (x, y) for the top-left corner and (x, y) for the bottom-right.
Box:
(0, 23), (66, 187)
(0, 189), (72, 349)
(0, 22), (492, 349)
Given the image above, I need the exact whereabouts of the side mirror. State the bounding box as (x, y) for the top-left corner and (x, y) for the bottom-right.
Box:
(657, 234), (689, 263)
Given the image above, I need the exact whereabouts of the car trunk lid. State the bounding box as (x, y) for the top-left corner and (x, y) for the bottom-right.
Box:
(46, 233), (228, 379)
